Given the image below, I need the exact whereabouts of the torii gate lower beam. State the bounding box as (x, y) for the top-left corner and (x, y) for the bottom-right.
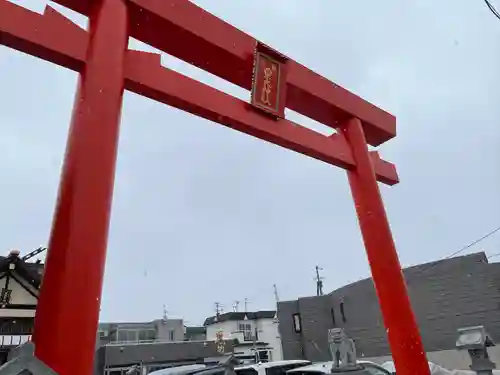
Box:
(0, 1), (430, 375)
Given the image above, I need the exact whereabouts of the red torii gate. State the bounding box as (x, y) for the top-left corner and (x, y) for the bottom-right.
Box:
(0, 1), (430, 375)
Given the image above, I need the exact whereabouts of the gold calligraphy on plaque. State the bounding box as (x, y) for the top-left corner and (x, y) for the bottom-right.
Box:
(261, 66), (276, 107)
(251, 48), (286, 118)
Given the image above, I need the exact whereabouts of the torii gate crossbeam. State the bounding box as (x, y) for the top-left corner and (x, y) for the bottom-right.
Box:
(0, 1), (430, 375)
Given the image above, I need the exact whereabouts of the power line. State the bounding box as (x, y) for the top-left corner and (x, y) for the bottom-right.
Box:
(484, 0), (500, 20)
(407, 225), (500, 284)
(487, 250), (500, 260)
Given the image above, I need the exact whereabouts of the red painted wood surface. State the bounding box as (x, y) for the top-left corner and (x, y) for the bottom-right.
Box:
(344, 118), (429, 375)
(30, 2), (128, 375)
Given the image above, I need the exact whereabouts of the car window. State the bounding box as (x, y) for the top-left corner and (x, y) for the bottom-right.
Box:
(362, 363), (391, 375)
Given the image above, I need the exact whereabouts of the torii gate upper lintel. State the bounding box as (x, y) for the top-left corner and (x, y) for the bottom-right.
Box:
(0, 1), (429, 375)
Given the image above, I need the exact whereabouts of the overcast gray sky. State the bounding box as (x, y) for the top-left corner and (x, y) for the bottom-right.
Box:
(1, 0), (500, 325)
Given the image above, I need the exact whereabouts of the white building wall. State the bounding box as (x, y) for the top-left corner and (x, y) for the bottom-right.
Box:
(0, 274), (38, 305)
(205, 317), (283, 361)
(255, 318), (282, 361)
(155, 319), (185, 342)
(206, 320), (239, 340)
(0, 272), (38, 317)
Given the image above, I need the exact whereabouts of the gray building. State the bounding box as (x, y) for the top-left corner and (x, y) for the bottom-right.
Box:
(94, 338), (238, 375)
(97, 319), (186, 346)
(278, 252), (500, 361)
(95, 320), (221, 375)
(184, 326), (207, 342)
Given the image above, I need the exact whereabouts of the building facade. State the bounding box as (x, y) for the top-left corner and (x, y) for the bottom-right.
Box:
(203, 311), (283, 363)
(96, 319), (222, 375)
(184, 326), (207, 342)
(94, 338), (239, 375)
(97, 319), (186, 346)
(278, 252), (500, 361)
(0, 248), (45, 363)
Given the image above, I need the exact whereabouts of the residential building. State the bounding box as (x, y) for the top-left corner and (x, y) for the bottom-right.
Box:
(97, 319), (185, 346)
(0, 248), (242, 374)
(184, 326), (206, 341)
(203, 311), (283, 363)
(95, 320), (228, 375)
(0, 248), (44, 363)
(94, 338), (239, 375)
(277, 252), (500, 361)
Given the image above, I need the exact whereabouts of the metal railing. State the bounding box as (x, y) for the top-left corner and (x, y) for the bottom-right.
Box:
(0, 335), (31, 347)
(105, 339), (211, 346)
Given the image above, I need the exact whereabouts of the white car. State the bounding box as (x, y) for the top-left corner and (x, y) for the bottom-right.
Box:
(235, 360), (312, 375)
(147, 359), (311, 375)
(286, 361), (393, 375)
(148, 365), (208, 375)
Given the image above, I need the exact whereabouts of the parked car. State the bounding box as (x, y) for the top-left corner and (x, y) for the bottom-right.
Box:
(235, 360), (312, 375)
(286, 361), (393, 375)
(148, 365), (208, 375)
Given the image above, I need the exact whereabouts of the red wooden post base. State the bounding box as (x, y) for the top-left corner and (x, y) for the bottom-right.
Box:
(343, 118), (430, 375)
(31, 1), (128, 375)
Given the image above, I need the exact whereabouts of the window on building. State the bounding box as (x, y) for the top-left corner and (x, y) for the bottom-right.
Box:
(117, 330), (129, 342)
(116, 328), (156, 343)
(239, 323), (253, 341)
(98, 330), (108, 338)
(330, 308), (336, 326)
(257, 350), (269, 362)
(138, 329), (155, 341)
(168, 330), (175, 341)
(340, 300), (346, 323)
(292, 314), (301, 333)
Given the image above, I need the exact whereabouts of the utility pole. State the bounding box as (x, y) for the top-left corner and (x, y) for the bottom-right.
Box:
(244, 298), (249, 312)
(272, 284), (283, 361)
(273, 284), (280, 304)
(315, 265), (324, 296)
(272, 284), (280, 323)
(232, 301), (240, 312)
(215, 302), (223, 317)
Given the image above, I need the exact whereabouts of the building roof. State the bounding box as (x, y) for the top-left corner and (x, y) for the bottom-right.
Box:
(203, 311), (276, 326)
(0, 250), (44, 290)
(327, 251), (489, 297)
